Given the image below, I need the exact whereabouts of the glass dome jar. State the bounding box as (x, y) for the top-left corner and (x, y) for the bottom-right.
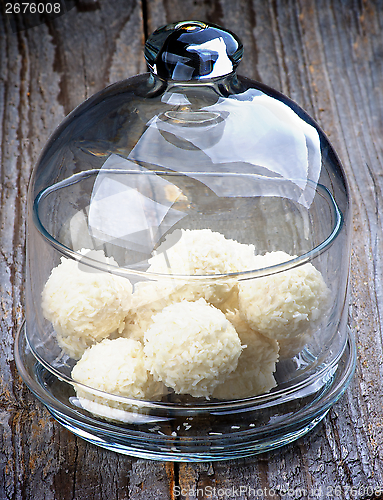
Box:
(16, 21), (356, 461)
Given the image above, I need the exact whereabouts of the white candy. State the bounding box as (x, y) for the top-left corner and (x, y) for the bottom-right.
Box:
(41, 249), (133, 358)
(147, 228), (256, 306)
(143, 299), (243, 398)
(43, 235), (331, 403)
(238, 251), (330, 341)
(72, 338), (163, 402)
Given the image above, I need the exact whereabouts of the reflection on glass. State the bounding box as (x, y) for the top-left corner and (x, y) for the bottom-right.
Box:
(129, 89), (321, 207)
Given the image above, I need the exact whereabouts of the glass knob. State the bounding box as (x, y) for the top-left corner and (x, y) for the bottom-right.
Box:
(144, 21), (243, 81)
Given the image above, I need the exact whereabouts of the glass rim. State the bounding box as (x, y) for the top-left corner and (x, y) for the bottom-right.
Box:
(32, 174), (343, 282)
(22, 321), (350, 412)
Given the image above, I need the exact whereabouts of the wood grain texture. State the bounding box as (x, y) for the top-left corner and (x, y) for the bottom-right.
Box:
(1, 1), (383, 498)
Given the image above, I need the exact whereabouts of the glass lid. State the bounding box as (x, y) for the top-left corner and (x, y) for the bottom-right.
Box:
(25, 21), (351, 412)
(29, 20), (349, 274)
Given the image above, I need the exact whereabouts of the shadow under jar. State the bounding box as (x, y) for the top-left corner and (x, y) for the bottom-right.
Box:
(16, 21), (355, 461)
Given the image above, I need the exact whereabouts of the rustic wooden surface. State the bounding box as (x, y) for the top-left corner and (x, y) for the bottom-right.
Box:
(1, 0), (383, 498)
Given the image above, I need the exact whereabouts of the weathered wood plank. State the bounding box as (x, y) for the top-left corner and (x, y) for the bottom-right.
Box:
(1, 0), (383, 498)
(144, 0), (383, 496)
(0, 2), (171, 499)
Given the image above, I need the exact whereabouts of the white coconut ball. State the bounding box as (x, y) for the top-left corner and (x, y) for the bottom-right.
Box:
(72, 337), (160, 399)
(71, 338), (163, 421)
(41, 249), (133, 358)
(238, 251), (330, 341)
(143, 298), (243, 398)
(213, 312), (279, 399)
(147, 229), (256, 306)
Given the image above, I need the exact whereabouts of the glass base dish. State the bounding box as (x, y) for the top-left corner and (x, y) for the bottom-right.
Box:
(15, 322), (356, 462)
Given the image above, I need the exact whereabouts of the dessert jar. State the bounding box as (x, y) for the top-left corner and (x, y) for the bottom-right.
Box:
(16, 21), (355, 461)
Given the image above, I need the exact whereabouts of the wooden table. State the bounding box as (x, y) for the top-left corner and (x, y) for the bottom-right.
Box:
(1, 1), (383, 498)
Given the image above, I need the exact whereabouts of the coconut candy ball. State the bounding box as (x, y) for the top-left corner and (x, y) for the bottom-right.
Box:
(41, 248), (133, 358)
(143, 298), (243, 398)
(147, 228), (256, 306)
(71, 337), (163, 417)
(238, 251), (330, 341)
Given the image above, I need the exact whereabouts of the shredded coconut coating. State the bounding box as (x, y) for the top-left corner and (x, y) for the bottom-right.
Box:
(72, 338), (163, 406)
(213, 312), (279, 399)
(42, 233), (331, 404)
(143, 299), (243, 398)
(238, 251), (330, 341)
(42, 249), (133, 359)
(147, 229), (256, 306)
